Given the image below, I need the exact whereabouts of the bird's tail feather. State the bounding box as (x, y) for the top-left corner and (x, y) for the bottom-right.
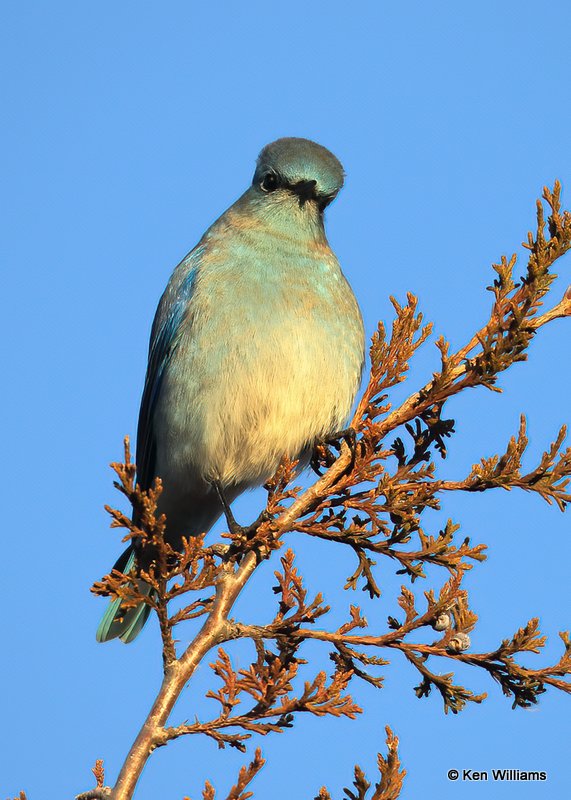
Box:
(96, 548), (155, 643)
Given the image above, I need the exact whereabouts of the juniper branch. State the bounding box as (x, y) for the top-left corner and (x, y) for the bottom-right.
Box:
(84, 183), (571, 800)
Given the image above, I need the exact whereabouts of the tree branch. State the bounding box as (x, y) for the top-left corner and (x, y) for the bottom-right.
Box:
(82, 182), (571, 799)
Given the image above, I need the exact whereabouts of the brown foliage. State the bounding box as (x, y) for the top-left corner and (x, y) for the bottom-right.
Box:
(316, 727), (405, 800)
(80, 183), (571, 799)
(184, 749), (265, 800)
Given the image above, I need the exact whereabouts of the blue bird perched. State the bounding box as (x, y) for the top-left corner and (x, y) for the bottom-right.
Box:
(97, 137), (365, 643)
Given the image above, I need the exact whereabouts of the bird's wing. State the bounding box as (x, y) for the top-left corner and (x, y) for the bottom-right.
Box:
(136, 246), (204, 491)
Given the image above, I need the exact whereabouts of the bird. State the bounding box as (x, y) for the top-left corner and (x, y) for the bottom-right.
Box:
(97, 137), (365, 643)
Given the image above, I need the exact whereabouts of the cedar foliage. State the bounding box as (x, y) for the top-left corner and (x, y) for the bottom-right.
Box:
(76, 183), (571, 799)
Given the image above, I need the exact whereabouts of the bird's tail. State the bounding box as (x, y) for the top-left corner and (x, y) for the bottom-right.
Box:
(96, 547), (155, 644)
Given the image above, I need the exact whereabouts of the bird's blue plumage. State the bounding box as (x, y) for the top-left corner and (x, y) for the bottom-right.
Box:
(97, 138), (365, 643)
(137, 250), (201, 491)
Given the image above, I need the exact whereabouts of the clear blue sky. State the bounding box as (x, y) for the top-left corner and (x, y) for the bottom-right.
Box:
(1, 2), (570, 798)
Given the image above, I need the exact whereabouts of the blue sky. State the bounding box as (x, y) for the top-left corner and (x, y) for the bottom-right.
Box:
(1, 2), (570, 798)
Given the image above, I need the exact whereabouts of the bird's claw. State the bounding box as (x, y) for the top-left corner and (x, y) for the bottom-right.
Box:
(328, 426), (357, 451)
(233, 509), (272, 540)
(312, 426), (358, 473)
(213, 480), (271, 539)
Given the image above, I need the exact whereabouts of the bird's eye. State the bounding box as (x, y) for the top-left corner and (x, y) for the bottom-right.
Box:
(260, 172), (280, 193)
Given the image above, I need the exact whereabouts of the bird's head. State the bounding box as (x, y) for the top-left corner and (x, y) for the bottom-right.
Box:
(252, 138), (344, 213)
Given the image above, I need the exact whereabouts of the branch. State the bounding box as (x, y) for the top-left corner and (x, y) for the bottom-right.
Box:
(84, 182), (571, 800)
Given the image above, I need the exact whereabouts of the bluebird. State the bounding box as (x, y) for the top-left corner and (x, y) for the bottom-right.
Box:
(97, 138), (365, 642)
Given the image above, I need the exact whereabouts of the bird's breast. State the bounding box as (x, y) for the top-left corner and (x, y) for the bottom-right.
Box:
(153, 230), (364, 489)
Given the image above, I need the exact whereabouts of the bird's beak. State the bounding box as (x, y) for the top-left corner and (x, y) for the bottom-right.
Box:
(291, 179), (318, 207)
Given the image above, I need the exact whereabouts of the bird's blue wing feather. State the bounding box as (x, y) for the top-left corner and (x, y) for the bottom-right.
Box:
(136, 247), (203, 490)
(97, 242), (202, 644)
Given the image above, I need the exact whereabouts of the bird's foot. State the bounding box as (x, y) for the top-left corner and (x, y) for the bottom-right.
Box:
(327, 426), (357, 451)
(311, 426), (358, 474)
(311, 441), (337, 474)
(212, 481), (271, 540)
(238, 508), (272, 539)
